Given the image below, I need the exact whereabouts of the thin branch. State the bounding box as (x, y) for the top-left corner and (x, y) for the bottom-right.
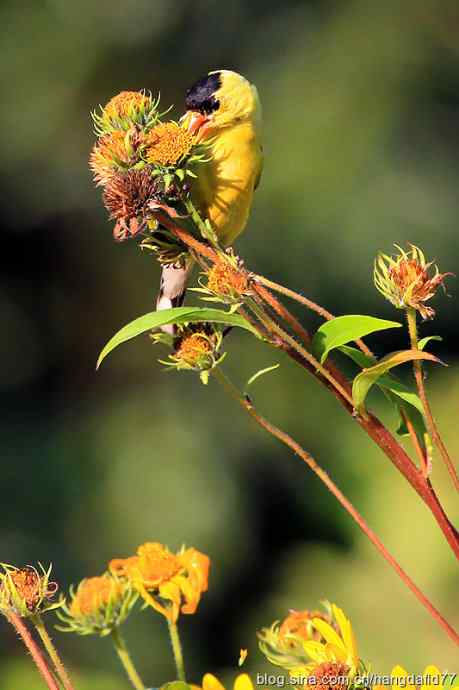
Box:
(406, 307), (459, 491)
(212, 367), (459, 647)
(33, 615), (75, 690)
(160, 214), (459, 558)
(7, 613), (60, 690)
(255, 274), (373, 357)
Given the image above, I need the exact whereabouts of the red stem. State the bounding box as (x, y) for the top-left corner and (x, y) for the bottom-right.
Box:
(7, 612), (60, 690)
(213, 368), (459, 647)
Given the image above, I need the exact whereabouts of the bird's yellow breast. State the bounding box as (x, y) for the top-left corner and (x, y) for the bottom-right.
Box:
(192, 121), (263, 246)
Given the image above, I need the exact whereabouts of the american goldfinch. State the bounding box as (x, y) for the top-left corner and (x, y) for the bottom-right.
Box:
(156, 69), (263, 313)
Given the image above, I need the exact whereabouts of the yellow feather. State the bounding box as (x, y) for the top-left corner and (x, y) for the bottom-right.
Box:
(190, 71), (263, 246)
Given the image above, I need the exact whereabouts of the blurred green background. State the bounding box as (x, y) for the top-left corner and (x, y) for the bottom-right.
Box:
(1, 0), (458, 686)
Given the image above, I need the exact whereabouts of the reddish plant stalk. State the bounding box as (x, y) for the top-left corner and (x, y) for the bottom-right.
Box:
(212, 368), (459, 647)
(160, 216), (459, 558)
(7, 612), (60, 690)
(406, 307), (459, 492)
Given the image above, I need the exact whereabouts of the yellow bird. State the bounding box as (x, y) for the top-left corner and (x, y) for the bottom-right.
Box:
(157, 69), (263, 312)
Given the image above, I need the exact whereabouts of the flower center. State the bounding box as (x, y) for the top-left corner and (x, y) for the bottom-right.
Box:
(146, 122), (194, 166)
(309, 662), (350, 690)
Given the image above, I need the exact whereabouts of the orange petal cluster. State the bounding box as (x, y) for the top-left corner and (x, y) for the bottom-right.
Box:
(69, 575), (123, 618)
(109, 542), (210, 622)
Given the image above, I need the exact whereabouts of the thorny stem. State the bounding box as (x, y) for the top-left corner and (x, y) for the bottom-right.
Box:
(167, 617), (186, 682)
(7, 612), (60, 690)
(212, 367), (459, 647)
(247, 296), (355, 407)
(252, 282), (312, 345)
(111, 628), (145, 690)
(406, 307), (459, 491)
(160, 215), (459, 558)
(33, 615), (75, 690)
(255, 274), (373, 357)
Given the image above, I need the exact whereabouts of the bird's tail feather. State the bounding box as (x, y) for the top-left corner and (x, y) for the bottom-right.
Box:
(156, 260), (193, 334)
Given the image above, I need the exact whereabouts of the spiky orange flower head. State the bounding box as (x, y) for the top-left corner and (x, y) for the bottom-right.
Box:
(69, 575), (123, 618)
(175, 332), (213, 367)
(146, 122), (194, 166)
(104, 91), (151, 121)
(0, 564), (59, 618)
(90, 130), (136, 186)
(109, 542), (210, 622)
(374, 244), (453, 320)
(207, 260), (250, 298)
(10, 568), (53, 611)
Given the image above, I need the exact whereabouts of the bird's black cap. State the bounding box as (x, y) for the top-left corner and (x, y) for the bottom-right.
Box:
(185, 72), (222, 114)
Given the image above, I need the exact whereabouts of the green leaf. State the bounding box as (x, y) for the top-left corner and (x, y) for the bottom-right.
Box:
(97, 307), (261, 369)
(246, 363), (280, 388)
(339, 345), (426, 437)
(352, 349), (442, 414)
(418, 335), (442, 351)
(312, 315), (402, 364)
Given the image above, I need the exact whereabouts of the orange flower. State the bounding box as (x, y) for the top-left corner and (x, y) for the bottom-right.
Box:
(104, 91), (152, 122)
(279, 609), (332, 643)
(57, 573), (136, 636)
(69, 576), (123, 618)
(90, 130), (138, 186)
(145, 122), (194, 166)
(207, 260), (250, 299)
(109, 542), (210, 622)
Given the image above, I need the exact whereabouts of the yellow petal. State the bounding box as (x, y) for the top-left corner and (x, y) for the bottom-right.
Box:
(203, 674), (226, 690)
(331, 604), (358, 663)
(303, 639), (327, 662)
(234, 674), (254, 690)
(311, 618), (345, 652)
(421, 665), (442, 690)
(391, 666), (416, 690)
(238, 649), (248, 667)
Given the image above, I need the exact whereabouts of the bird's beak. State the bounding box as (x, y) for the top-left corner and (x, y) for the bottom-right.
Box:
(180, 111), (212, 140)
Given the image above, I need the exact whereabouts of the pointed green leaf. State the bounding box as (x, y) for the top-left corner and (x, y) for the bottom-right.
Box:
(97, 307), (261, 369)
(418, 335), (442, 351)
(352, 349), (442, 414)
(312, 315), (402, 364)
(339, 345), (426, 437)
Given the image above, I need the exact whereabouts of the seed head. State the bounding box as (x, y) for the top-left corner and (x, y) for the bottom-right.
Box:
(374, 244), (453, 320)
(0, 564), (59, 618)
(103, 168), (161, 241)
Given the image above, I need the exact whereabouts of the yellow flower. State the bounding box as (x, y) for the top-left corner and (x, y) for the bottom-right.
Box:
(145, 122), (195, 166)
(57, 573), (136, 636)
(301, 604), (359, 678)
(374, 244), (453, 320)
(259, 603), (360, 683)
(374, 665), (457, 690)
(198, 673), (255, 690)
(109, 542), (210, 622)
(0, 563), (59, 619)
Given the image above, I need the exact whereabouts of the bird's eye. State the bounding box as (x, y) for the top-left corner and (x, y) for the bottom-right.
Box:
(185, 72), (222, 114)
